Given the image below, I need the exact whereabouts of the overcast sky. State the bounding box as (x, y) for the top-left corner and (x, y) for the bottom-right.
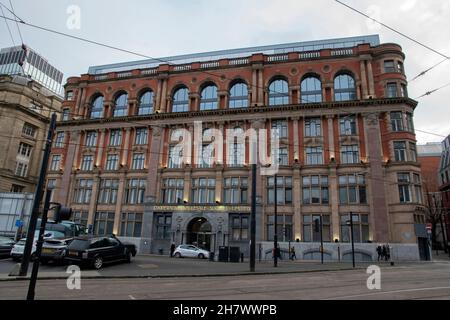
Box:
(1, 0), (449, 144)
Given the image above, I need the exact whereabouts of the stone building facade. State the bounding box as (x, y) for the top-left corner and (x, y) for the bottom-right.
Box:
(0, 75), (62, 193)
(48, 35), (427, 260)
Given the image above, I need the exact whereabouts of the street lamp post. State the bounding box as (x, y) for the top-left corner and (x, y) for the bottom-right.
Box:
(274, 173), (278, 268)
(347, 212), (355, 268)
(320, 214), (324, 265)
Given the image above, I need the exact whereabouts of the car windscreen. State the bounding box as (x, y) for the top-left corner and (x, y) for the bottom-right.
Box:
(67, 239), (90, 251)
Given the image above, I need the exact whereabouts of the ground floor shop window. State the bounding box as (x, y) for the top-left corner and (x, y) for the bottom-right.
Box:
(94, 212), (115, 236)
(155, 213), (172, 240)
(120, 212), (143, 237)
(266, 214), (293, 241)
(340, 213), (369, 243)
(230, 213), (249, 241)
(302, 214), (331, 242)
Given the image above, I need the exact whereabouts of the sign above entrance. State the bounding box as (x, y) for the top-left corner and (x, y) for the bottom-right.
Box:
(153, 205), (251, 213)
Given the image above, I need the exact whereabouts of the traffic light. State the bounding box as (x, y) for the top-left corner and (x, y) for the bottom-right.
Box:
(53, 204), (72, 223)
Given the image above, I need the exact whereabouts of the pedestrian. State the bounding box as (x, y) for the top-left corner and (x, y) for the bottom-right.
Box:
(276, 244), (282, 260)
(385, 244), (391, 261)
(170, 242), (176, 258)
(382, 245), (387, 261)
(376, 244), (382, 261)
(290, 246), (296, 260)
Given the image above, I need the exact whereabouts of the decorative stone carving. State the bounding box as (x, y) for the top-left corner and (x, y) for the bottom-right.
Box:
(151, 125), (163, 137)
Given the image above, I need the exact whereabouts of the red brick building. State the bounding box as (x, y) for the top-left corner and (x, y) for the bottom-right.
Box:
(439, 135), (450, 249)
(48, 35), (428, 260)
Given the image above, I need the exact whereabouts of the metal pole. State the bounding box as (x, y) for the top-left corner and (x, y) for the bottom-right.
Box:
(250, 163), (256, 272)
(439, 214), (447, 254)
(320, 214), (324, 264)
(27, 188), (52, 300)
(350, 212), (355, 268)
(274, 174), (278, 267)
(19, 113), (57, 276)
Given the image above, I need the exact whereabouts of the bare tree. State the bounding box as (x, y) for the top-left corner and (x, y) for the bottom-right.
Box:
(423, 182), (447, 252)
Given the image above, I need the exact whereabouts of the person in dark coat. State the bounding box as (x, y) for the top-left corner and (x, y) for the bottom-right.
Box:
(382, 245), (387, 261)
(376, 245), (382, 261)
(170, 243), (176, 257)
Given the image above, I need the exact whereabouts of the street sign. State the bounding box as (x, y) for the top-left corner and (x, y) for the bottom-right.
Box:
(15, 220), (23, 228)
(426, 223), (432, 230)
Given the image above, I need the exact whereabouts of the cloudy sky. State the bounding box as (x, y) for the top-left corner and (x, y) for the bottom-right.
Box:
(1, 0), (449, 144)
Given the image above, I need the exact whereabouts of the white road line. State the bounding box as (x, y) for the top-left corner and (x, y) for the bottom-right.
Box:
(325, 286), (450, 300)
(128, 295), (136, 300)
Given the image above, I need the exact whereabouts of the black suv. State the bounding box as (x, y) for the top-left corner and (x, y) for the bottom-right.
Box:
(64, 235), (136, 269)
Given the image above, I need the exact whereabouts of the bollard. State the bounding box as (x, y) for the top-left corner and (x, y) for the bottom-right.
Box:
(240, 252), (244, 263)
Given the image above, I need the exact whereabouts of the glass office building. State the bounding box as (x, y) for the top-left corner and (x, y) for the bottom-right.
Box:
(0, 45), (63, 96)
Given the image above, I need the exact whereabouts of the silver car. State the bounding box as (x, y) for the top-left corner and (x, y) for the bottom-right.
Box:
(173, 244), (210, 259)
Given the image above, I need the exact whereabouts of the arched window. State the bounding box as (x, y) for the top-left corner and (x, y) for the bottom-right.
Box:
(334, 74), (356, 101)
(268, 79), (289, 106)
(200, 85), (218, 110)
(90, 95), (104, 119)
(113, 93), (128, 117)
(138, 90), (153, 115)
(301, 76), (322, 103)
(229, 82), (248, 108)
(172, 87), (189, 112)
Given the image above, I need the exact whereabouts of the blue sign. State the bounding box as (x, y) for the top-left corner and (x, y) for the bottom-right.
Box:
(15, 220), (23, 228)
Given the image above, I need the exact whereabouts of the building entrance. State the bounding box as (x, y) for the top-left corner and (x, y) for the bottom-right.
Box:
(186, 217), (212, 251)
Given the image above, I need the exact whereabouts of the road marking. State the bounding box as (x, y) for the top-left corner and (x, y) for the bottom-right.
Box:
(326, 286), (450, 300)
(129, 295), (136, 300)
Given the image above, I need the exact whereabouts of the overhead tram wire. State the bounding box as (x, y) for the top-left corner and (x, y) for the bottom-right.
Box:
(415, 81), (450, 100)
(0, 5), (16, 46)
(0, 9), (396, 129)
(7, 0), (24, 44)
(334, 0), (450, 82)
(0, 12), (388, 119)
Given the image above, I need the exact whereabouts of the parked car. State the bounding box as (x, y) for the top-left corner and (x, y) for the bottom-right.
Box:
(173, 244), (210, 259)
(0, 236), (15, 257)
(40, 238), (73, 264)
(10, 231), (65, 261)
(64, 235), (136, 270)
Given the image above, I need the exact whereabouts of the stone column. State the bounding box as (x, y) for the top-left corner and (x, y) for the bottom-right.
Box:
(96, 129), (106, 167)
(258, 66), (264, 106)
(58, 131), (80, 205)
(113, 173), (126, 235)
(367, 59), (375, 97)
(251, 68), (257, 106)
(360, 60), (368, 98)
(122, 128), (131, 168)
(87, 174), (101, 226)
(141, 126), (165, 253)
(327, 115), (335, 161)
(160, 78), (168, 112)
(364, 112), (389, 242)
(292, 117), (300, 161)
(189, 93), (200, 112)
(155, 79), (162, 111)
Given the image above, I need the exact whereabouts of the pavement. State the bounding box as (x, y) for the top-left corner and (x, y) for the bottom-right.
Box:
(1, 261), (450, 300)
(0, 254), (380, 280)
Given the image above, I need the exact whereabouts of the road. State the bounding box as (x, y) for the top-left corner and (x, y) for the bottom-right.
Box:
(1, 261), (450, 300)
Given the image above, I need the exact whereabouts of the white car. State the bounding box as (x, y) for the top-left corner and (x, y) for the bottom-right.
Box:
(10, 231), (65, 261)
(173, 244), (210, 259)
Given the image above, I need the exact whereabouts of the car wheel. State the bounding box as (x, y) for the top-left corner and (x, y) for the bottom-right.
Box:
(126, 250), (132, 263)
(198, 253), (204, 259)
(174, 252), (181, 258)
(93, 256), (103, 270)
